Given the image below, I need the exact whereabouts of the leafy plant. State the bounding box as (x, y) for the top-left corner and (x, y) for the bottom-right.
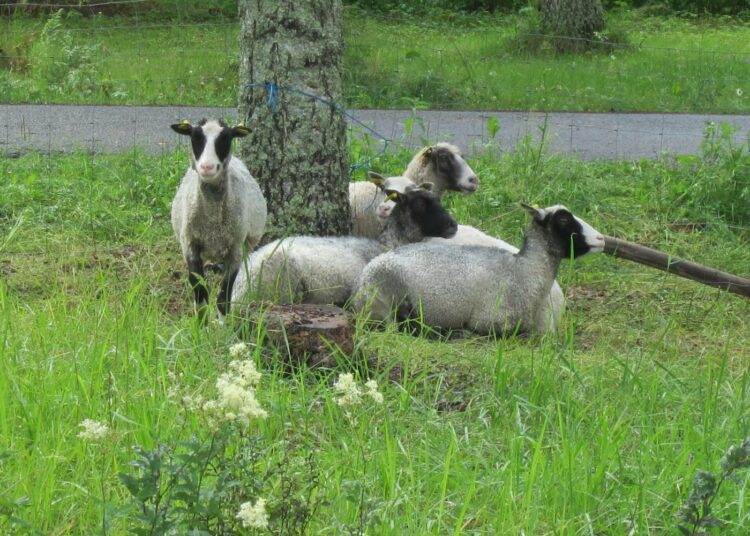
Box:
(691, 121), (750, 223)
(118, 344), (321, 535)
(30, 9), (101, 96)
(676, 438), (750, 535)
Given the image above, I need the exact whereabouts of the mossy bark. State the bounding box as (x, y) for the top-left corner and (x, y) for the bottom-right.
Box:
(237, 0), (349, 241)
(540, 0), (606, 53)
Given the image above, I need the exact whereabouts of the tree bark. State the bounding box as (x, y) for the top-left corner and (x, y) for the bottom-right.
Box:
(540, 0), (606, 52)
(237, 0), (350, 241)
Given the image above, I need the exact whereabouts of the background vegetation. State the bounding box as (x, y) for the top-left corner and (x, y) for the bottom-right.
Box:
(1, 2), (749, 111)
(1, 0), (749, 534)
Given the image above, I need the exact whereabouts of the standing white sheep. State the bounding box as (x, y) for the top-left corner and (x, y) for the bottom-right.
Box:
(353, 204), (605, 335)
(350, 143), (478, 238)
(170, 118), (267, 321)
(231, 185), (457, 307)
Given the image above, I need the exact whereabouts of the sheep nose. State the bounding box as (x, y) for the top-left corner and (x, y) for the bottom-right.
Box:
(468, 175), (479, 186)
(200, 163), (216, 174)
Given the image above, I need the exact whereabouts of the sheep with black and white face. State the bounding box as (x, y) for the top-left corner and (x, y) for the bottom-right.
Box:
(231, 185), (457, 308)
(353, 204), (604, 335)
(170, 118), (267, 321)
(350, 143), (478, 238)
(371, 175), (565, 330)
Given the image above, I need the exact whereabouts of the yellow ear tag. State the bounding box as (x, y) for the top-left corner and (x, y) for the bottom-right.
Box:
(387, 192), (399, 201)
(532, 203), (540, 209)
(181, 119), (190, 125)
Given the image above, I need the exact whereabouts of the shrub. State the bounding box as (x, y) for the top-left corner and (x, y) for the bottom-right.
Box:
(30, 10), (100, 96)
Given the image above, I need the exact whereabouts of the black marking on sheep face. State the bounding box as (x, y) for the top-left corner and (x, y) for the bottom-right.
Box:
(190, 125), (208, 161)
(170, 119), (250, 183)
(396, 189), (458, 239)
(429, 145), (479, 193)
(542, 208), (597, 258)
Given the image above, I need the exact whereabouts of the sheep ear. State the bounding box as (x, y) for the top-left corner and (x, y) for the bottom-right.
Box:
(423, 146), (433, 158)
(367, 171), (385, 185)
(171, 120), (192, 135)
(232, 124), (251, 138)
(419, 181), (434, 192)
(521, 202), (544, 221)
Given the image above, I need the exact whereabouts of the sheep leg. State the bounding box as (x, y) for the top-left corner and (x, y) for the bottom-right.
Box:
(186, 244), (209, 320)
(217, 250), (241, 321)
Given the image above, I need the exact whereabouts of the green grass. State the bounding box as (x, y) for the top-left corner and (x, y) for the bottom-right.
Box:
(1, 8), (749, 112)
(1, 134), (749, 533)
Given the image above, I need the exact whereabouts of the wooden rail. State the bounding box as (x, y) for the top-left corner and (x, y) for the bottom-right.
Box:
(603, 235), (750, 299)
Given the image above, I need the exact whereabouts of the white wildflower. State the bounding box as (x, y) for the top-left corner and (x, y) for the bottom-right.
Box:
(229, 342), (251, 360)
(236, 497), (269, 529)
(365, 379), (384, 405)
(216, 375), (267, 423)
(737, 88), (744, 97)
(227, 359), (261, 387)
(334, 373), (362, 407)
(77, 419), (109, 441)
(203, 358), (267, 425)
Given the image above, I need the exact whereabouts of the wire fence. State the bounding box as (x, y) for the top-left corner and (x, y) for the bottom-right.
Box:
(1, 1), (749, 271)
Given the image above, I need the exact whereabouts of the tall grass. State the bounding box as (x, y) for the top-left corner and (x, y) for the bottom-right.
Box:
(1, 131), (748, 532)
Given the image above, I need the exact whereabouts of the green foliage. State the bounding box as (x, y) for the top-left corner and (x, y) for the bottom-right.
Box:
(691, 122), (750, 223)
(117, 347), (321, 534)
(119, 436), (266, 534)
(344, 0), (528, 15)
(29, 9), (101, 97)
(2, 8), (749, 111)
(1, 0), (239, 20)
(346, 0), (750, 16)
(0, 453), (40, 536)
(677, 438), (750, 535)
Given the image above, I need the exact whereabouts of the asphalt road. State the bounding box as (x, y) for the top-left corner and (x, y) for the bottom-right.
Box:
(2, 104), (749, 160)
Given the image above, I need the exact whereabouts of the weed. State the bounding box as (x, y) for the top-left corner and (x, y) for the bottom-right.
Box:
(30, 10), (102, 97)
(691, 121), (750, 223)
(676, 437), (750, 535)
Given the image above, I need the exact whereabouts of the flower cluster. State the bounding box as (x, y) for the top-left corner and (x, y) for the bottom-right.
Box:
(204, 347), (267, 426)
(236, 497), (269, 529)
(77, 419), (109, 441)
(333, 373), (383, 408)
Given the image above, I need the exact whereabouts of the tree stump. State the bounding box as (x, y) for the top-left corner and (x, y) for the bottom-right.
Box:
(239, 303), (355, 369)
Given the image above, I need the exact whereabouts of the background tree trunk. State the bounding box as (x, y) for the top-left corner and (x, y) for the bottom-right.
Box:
(541, 0), (606, 52)
(237, 0), (349, 241)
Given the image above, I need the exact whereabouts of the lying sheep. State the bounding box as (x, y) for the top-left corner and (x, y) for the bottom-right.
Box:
(350, 143), (478, 238)
(353, 204), (604, 335)
(170, 118), (267, 321)
(373, 176), (566, 329)
(231, 185), (457, 307)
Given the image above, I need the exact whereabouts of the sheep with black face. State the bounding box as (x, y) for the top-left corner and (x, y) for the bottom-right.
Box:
(231, 184), (457, 308)
(349, 143), (478, 238)
(170, 118), (267, 321)
(372, 175), (566, 330)
(353, 204), (604, 335)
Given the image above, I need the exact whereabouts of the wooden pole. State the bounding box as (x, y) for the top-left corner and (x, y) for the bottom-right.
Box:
(603, 235), (750, 299)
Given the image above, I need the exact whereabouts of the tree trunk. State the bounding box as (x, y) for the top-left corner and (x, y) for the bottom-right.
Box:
(237, 0), (350, 241)
(540, 0), (606, 53)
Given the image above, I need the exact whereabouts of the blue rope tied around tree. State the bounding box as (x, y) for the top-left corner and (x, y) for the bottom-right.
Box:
(265, 82), (279, 113)
(245, 82), (391, 183)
